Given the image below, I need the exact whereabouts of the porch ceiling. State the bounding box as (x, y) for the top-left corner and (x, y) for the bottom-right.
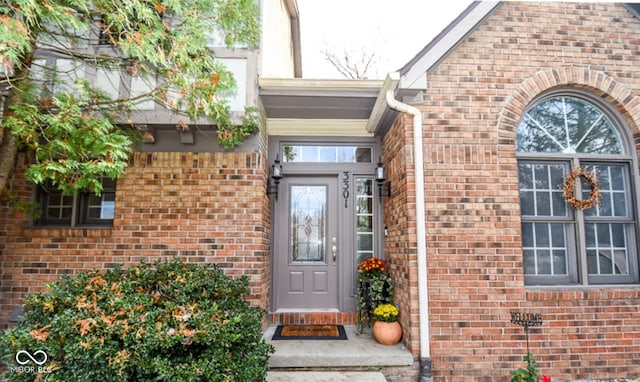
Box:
(259, 78), (384, 120)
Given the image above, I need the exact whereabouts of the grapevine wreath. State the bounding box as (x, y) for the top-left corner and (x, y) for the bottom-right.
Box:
(562, 167), (601, 210)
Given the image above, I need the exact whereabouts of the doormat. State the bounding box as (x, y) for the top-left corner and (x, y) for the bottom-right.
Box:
(271, 325), (348, 340)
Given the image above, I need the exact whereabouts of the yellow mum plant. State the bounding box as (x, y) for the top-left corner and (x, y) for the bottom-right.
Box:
(373, 304), (399, 323)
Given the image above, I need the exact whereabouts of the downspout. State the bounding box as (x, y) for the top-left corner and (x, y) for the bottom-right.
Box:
(384, 83), (431, 380)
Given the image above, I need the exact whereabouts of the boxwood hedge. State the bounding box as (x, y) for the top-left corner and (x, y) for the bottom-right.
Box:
(1, 259), (273, 381)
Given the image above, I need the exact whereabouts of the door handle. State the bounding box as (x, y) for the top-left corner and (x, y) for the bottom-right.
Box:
(331, 237), (337, 266)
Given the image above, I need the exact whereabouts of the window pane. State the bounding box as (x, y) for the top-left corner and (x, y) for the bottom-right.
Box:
(534, 165), (550, 188)
(536, 192), (551, 215)
(522, 223), (534, 247)
(518, 163), (533, 189)
(357, 234), (373, 252)
(519, 163), (569, 217)
(610, 166), (624, 190)
(551, 223), (566, 246)
(517, 96), (624, 154)
(355, 178), (375, 267)
(537, 250), (551, 274)
(613, 193), (627, 217)
(553, 249), (567, 274)
(319, 146), (336, 162)
(44, 193), (73, 223)
(585, 164), (628, 218)
(522, 223), (569, 276)
(535, 224), (550, 247)
(520, 191), (534, 216)
(523, 249), (536, 275)
(552, 192), (567, 217)
(283, 145), (373, 163)
(586, 223), (630, 276)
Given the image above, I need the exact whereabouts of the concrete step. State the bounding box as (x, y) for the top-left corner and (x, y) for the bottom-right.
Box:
(264, 325), (413, 369)
(267, 371), (387, 382)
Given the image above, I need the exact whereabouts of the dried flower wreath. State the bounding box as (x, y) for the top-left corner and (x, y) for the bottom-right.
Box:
(562, 167), (601, 210)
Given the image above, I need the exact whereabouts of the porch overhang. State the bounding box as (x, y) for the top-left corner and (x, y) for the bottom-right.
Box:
(259, 78), (383, 136)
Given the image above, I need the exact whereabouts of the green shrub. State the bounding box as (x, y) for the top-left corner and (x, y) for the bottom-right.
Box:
(511, 352), (540, 382)
(0, 259), (273, 381)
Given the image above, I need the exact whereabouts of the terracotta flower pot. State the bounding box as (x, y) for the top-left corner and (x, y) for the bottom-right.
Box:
(372, 321), (402, 345)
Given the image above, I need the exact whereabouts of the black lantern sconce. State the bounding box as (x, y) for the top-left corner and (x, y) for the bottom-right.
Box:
(267, 155), (283, 201)
(375, 158), (390, 202)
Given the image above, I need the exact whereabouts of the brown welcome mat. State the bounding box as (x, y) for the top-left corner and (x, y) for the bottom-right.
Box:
(271, 325), (348, 340)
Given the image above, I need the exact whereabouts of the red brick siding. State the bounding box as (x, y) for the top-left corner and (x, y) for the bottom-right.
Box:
(0, 151), (271, 328)
(382, 115), (420, 355)
(382, 2), (640, 381)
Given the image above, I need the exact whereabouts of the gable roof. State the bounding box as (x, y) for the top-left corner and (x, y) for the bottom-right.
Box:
(398, 1), (501, 91)
(399, 1), (640, 92)
(367, 1), (640, 135)
(625, 3), (640, 19)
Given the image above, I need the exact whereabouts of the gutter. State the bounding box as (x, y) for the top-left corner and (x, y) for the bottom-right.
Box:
(373, 73), (431, 379)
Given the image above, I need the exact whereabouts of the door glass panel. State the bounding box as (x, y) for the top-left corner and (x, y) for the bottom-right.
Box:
(290, 186), (326, 263)
(355, 178), (374, 265)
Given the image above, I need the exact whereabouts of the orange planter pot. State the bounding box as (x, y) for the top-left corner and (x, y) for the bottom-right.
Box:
(372, 321), (402, 345)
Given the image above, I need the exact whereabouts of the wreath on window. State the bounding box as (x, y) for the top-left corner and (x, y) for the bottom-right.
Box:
(562, 167), (601, 210)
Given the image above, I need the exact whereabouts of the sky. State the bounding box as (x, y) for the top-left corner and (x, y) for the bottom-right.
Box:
(296, 0), (475, 79)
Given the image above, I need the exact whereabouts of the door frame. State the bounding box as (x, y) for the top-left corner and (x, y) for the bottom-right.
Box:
(268, 136), (383, 313)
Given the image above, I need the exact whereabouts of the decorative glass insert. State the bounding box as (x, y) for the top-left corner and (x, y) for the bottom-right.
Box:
(290, 186), (326, 263)
(283, 145), (372, 163)
(517, 96), (624, 154)
(355, 178), (374, 265)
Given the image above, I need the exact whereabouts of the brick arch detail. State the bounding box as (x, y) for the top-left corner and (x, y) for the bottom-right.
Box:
(497, 67), (640, 143)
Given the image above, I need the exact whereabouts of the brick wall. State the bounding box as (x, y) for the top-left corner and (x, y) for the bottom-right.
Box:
(382, 115), (420, 355)
(0, 151), (271, 328)
(382, 2), (640, 381)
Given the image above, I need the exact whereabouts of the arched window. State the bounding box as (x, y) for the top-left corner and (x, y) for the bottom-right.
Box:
(517, 94), (639, 285)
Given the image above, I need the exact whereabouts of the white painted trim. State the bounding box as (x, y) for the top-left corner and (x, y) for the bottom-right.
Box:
(259, 77), (384, 95)
(266, 119), (373, 136)
(366, 73), (400, 133)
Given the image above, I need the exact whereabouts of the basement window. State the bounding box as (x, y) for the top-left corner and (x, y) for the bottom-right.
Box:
(35, 177), (116, 227)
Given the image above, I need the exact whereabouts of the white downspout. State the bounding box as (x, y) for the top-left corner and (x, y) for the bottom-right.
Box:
(385, 88), (431, 374)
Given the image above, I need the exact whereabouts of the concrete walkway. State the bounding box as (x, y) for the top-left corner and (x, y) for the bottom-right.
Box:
(267, 371), (387, 382)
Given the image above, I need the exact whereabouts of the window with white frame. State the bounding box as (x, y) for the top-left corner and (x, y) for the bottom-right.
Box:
(36, 177), (116, 227)
(517, 94), (639, 285)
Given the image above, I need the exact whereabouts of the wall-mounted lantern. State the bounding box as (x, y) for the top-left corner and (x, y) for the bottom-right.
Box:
(375, 158), (389, 202)
(267, 155), (283, 201)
